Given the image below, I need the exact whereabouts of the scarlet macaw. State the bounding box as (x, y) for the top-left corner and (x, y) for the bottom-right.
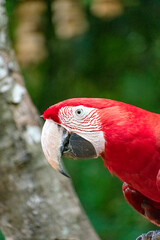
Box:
(41, 98), (160, 240)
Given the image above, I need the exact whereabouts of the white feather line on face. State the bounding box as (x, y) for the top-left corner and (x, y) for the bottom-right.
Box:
(59, 122), (105, 157)
(41, 119), (63, 170)
(59, 105), (105, 156)
(59, 106), (101, 132)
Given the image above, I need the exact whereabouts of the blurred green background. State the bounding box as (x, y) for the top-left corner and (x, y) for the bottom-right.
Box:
(3, 0), (160, 239)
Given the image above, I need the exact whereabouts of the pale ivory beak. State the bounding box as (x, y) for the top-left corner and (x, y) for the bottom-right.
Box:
(41, 119), (98, 178)
(41, 119), (69, 177)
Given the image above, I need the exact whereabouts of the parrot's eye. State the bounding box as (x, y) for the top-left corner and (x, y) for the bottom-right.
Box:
(75, 109), (83, 116)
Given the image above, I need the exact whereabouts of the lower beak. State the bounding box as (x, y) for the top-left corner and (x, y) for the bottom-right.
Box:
(41, 119), (97, 178)
(62, 133), (97, 160)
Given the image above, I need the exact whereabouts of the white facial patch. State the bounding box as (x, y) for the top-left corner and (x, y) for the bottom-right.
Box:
(58, 105), (105, 156)
(59, 106), (101, 132)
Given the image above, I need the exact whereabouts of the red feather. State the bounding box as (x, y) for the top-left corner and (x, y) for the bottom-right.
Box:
(99, 103), (160, 202)
(43, 98), (160, 226)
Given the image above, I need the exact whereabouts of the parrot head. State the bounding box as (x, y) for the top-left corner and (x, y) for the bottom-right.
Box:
(41, 98), (160, 229)
(41, 98), (116, 176)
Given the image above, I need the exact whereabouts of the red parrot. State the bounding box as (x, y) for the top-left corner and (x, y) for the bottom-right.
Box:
(41, 98), (160, 240)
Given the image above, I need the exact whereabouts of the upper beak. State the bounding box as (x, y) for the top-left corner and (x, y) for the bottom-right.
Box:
(41, 119), (97, 178)
(41, 119), (70, 177)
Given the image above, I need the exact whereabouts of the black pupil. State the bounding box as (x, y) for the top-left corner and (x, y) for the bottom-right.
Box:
(77, 110), (81, 114)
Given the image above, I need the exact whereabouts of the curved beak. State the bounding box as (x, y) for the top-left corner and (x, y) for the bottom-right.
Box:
(41, 119), (97, 178)
(41, 119), (70, 177)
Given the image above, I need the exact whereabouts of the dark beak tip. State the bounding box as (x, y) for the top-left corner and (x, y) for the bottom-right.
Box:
(59, 169), (70, 178)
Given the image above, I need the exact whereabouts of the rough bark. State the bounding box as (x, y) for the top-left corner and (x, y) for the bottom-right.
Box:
(0, 1), (100, 240)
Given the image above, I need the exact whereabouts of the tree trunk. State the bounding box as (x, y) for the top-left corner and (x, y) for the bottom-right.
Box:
(0, 1), (100, 240)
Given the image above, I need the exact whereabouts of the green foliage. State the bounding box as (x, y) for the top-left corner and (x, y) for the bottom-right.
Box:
(5, 0), (160, 239)
(0, 231), (5, 240)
